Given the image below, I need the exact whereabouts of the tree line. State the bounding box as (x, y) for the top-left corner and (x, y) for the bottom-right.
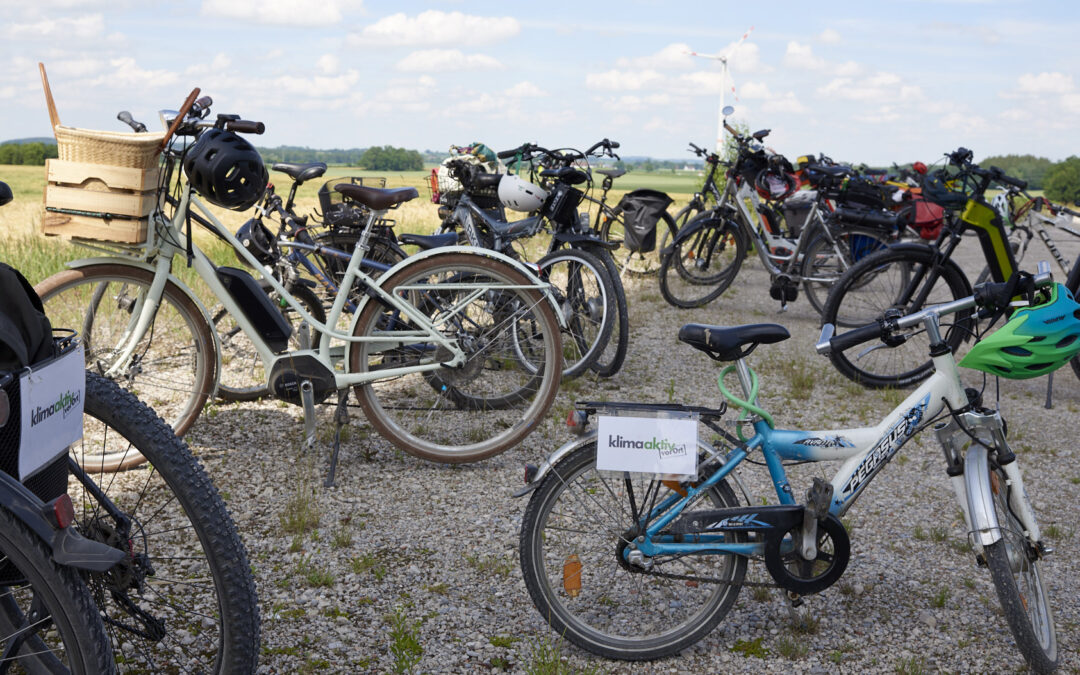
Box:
(0, 142), (58, 165)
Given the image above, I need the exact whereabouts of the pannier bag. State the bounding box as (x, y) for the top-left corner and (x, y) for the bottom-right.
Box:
(613, 189), (674, 253)
(838, 177), (894, 211)
(897, 197), (945, 240)
(0, 263), (68, 519)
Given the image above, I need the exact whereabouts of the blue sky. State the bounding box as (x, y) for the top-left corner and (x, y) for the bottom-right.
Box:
(2, 1), (1078, 165)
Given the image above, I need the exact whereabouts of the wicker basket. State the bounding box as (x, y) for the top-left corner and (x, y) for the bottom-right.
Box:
(54, 126), (164, 169)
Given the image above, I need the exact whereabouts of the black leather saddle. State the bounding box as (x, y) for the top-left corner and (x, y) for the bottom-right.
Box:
(271, 162), (327, 184)
(596, 168), (626, 179)
(678, 323), (790, 361)
(398, 232), (459, 250)
(335, 184), (418, 210)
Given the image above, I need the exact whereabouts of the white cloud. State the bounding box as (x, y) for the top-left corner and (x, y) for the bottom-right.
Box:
(1061, 92), (1080, 114)
(762, 92), (806, 114)
(201, 0), (358, 26)
(504, 81), (547, 98)
(1015, 72), (1075, 95)
(352, 11), (519, 47)
(616, 43), (694, 70)
(396, 49), (503, 73)
(784, 42), (825, 70)
(264, 70), (361, 99)
(2, 14), (104, 39)
(817, 71), (910, 101)
(819, 28), (841, 44)
(832, 61), (862, 77)
(86, 57), (181, 90)
(585, 69), (662, 91)
(939, 111), (990, 133)
(853, 105), (904, 124)
(739, 82), (773, 99)
(317, 54), (339, 75)
(598, 93), (671, 112)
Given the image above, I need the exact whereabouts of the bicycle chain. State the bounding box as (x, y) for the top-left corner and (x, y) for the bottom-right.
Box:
(638, 564), (779, 589)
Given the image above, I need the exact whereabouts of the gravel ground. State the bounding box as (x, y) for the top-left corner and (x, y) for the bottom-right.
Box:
(183, 233), (1080, 673)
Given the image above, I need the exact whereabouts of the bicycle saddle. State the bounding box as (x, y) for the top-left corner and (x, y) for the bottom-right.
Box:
(678, 323), (790, 361)
(271, 162), (327, 183)
(335, 184), (418, 210)
(539, 166), (589, 185)
(596, 168), (626, 179)
(398, 232), (459, 250)
(809, 164), (851, 178)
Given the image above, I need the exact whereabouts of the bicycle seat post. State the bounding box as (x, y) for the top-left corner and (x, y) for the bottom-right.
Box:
(734, 358), (756, 401)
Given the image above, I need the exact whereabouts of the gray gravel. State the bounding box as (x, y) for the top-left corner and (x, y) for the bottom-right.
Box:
(185, 233), (1079, 673)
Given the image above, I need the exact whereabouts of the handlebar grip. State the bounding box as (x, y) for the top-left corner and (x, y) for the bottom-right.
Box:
(608, 140), (620, 149)
(116, 111), (147, 133)
(227, 120), (265, 134)
(829, 321), (883, 353)
(497, 148), (520, 159)
(988, 166), (1027, 190)
(191, 96), (213, 115)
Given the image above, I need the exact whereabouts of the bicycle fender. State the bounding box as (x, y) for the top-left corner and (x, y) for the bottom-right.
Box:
(61, 257), (223, 394)
(512, 429), (751, 505)
(349, 245), (567, 329)
(0, 471), (124, 572)
(551, 231), (619, 250)
(963, 443), (1001, 547)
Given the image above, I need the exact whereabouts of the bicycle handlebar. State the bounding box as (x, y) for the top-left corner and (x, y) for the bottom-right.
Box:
(226, 120), (265, 134)
(116, 111), (146, 133)
(817, 262), (1053, 356)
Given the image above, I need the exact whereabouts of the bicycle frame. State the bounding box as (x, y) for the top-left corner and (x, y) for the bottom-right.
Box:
(95, 179), (557, 391)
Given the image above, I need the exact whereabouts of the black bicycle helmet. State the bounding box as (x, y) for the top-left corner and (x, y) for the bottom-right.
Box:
(184, 128), (268, 211)
(235, 218), (277, 265)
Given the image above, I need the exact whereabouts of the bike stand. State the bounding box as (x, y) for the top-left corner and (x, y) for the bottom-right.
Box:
(1044, 371), (1054, 409)
(300, 380), (317, 450)
(323, 390), (351, 488)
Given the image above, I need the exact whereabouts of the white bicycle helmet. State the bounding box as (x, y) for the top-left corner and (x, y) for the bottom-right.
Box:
(498, 175), (548, 212)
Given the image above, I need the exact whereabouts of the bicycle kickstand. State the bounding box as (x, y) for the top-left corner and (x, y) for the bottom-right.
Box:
(1044, 370), (1054, 410)
(324, 389), (350, 488)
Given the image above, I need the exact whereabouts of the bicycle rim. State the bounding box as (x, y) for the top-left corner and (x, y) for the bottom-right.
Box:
(659, 218), (745, 309)
(351, 252), (562, 463)
(73, 373), (260, 673)
(823, 246), (971, 388)
(801, 227), (892, 317)
(0, 508), (114, 673)
(519, 444), (746, 660)
(36, 265), (216, 458)
(537, 249), (614, 379)
(983, 462), (1057, 672)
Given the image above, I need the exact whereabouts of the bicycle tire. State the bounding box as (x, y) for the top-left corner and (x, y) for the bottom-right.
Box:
(580, 244), (629, 377)
(519, 442), (746, 660)
(536, 248), (614, 379)
(75, 372), (260, 673)
(981, 456), (1058, 673)
(0, 506), (114, 674)
(214, 282), (326, 401)
(820, 244), (973, 388)
(658, 216), (746, 309)
(601, 210), (679, 278)
(1065, 260), (1080, 383)
(800, 226), (893, 317)
(349, 252), (562, 463)
(35, 265), (216, 456)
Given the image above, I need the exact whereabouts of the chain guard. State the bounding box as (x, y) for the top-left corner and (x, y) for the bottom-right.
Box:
(763, 513), (850, 594)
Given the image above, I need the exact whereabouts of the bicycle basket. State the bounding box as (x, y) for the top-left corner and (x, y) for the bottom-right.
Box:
(613, 189), (673, 253)
(317, 176), (387, 229)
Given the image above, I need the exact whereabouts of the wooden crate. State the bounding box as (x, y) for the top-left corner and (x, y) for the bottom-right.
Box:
(42, 159), (159, 243)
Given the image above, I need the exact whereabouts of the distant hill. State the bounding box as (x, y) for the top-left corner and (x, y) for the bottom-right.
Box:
(1, 137), (55, 145)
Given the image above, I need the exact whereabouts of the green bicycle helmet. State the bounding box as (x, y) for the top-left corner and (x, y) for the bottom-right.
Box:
(959, 283), (1080, 379)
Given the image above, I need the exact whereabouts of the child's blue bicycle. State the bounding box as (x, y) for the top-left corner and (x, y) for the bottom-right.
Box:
(516, 263), (1070, 673)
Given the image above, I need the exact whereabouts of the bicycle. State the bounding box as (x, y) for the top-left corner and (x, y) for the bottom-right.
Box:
(35, 90), (563, 476)
(428, 142), (628, 378)
(516, 265), (1064, 672)
(658, 113), (898, 311)
(819, 148), (1080, 388)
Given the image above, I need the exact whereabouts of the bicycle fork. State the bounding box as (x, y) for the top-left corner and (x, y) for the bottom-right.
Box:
(934, 409), (1044, 557)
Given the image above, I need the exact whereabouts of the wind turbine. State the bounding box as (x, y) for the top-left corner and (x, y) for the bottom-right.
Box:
(687, 25), (755, 151)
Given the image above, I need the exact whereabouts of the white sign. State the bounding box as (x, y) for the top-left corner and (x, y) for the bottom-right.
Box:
(596, 415), (697, 477)
(19, 344), (85, 481)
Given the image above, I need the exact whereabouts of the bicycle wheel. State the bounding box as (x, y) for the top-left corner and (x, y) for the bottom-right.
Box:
(214, 282), (326, 401)
(536, 248), (614, 379)
(349, 252), (562, 463)
(981, 455), (1058, 673)
(580, 245), (629, 378)
(519, 443), (747, 660)
(73, 372), (260, 673)
(800, 227), (893, 317)
(36, 265), (216, 450)
(0, 506), (114, 674)
(821, 245), (972, 388)
(658, 216), (746, 309)
(601, 210), (679, 277)
(1066, 261), (1080, 382)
